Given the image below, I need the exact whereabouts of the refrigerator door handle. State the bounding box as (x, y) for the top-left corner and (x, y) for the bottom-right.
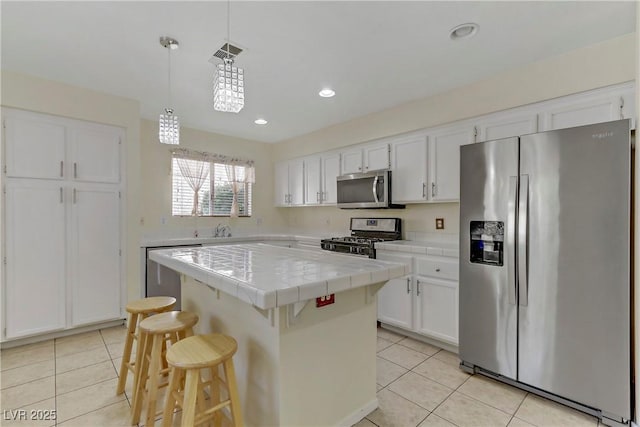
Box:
(518, 174), (529, 306)
(507, 176), (518, 305)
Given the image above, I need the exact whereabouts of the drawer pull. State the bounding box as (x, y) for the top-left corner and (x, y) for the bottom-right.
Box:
(435, 268), (441, 272)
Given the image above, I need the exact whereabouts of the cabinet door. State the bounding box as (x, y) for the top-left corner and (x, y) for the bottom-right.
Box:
(69, 186), (121, 326)
(5, 115), (66, 180)
(288, 158), (305, 206)
(429, 125), (475, 201)
(70, 126), (121, 183)
(476, 112), (538, 143)
(303, 156), (322, 205)
(274, 161), (290, 206)
(377, 275), (413, 330)
(341, 149), (363, 174)
(415, 276), (458, 345)
(364, 143), (390, 171)
(541, 94), (624, 131)
(5, 181), (66, 338)
(321, 153), (340, 204)
(391, 136), (428, 203)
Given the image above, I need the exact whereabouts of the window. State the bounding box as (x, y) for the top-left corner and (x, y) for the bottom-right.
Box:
(171, 155), (253, 217)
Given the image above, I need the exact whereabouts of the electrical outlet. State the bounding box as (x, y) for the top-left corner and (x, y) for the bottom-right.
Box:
(256, 218), (263, 226)
(160, 216), (167, 225)
(435, 218), (445, 230)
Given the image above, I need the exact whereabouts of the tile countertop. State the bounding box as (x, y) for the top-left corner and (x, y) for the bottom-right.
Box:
(375, 240), (459, 258)
(149, 243), (408, 310)
(141, 234), (321, 248)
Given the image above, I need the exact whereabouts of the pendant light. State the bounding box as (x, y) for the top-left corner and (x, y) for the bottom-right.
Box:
(213, 0), (245, 113)
(159, 36), (180, 145)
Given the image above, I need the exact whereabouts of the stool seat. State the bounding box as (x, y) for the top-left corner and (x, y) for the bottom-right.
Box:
(167, 334), (237, 369)
(125, 296), (176, 314)
(139, 310), (198, 334)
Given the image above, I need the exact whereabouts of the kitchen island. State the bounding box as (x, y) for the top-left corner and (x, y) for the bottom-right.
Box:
(149, 243), (407, 426)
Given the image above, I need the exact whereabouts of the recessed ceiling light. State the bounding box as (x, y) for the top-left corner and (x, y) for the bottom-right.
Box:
(319, 88), (335, 98)
(449, 23), (479, 40)
(254, 118), (268, 125)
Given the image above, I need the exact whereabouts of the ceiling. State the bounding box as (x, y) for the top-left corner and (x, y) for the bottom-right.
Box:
(1, 1), (636, 143)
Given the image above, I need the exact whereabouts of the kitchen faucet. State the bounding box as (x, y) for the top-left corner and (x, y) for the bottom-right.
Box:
(213, 223), (232, 238)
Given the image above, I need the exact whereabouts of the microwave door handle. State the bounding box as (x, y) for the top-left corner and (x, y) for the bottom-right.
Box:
(372, 176), (379, 203)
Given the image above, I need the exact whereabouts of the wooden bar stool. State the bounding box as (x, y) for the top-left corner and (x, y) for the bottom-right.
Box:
(116, 296), (176, 396)
(131, 311), (199, 427)
(162, 334), (243, 427)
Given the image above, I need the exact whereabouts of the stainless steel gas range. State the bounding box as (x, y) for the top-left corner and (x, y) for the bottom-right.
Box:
(321, 218), (402, 258)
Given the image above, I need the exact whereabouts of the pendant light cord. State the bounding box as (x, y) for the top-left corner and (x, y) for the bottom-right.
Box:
(226, 0), (231, 60)
(167, 44), (172, 110)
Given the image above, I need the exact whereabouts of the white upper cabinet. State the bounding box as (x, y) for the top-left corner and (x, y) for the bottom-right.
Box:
(428, 124), (475, 201)
(4, 114), (67, 180)
(275, 159), (304, 206)
(274, 161), (290, 207)
(340, 148), (364, 174)
(476, 111), (538, 143)
(288, 158), (304, 206)
(70, 126), (121, 183)
(5, 180), (67, 338)
(303, 156), (322, 205)
(390, 135), (428, 203)
(340, 143), (390, 174)
(364, 143), (390, 172)
(540, 85), (635, 131)
(321, 153), (340, 204)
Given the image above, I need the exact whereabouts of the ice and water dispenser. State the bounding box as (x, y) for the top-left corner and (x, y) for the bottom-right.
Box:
(470, 221), (504, 266)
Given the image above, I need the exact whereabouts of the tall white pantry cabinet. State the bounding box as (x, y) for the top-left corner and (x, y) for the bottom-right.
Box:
(2, 108), (124, 340)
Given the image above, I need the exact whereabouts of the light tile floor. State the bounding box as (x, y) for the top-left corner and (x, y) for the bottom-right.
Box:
(0, 325), (603, 427)
(365, 328), (601, 427)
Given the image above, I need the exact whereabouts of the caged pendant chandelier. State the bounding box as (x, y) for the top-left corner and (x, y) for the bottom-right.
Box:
(159, 36), (180, 145)
(213, 0), (245, 113)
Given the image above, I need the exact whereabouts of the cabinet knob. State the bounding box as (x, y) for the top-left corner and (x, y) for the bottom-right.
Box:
(435, 268), (441, 272)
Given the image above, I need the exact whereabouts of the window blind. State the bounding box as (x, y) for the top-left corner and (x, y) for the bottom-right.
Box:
(172, 158), (252, 217)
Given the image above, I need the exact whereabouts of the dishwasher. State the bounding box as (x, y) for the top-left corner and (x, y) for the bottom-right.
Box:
(145, 244), (201, 310)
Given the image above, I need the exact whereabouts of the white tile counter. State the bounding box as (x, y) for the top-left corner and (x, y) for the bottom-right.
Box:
(375, 239), (459, 258)
(149, 243), (407, 309)
(141, 234), (321, 248)
(163, 243), (400, 425)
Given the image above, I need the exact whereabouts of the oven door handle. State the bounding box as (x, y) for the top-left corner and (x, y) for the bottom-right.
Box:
(372, 176), (379, 204)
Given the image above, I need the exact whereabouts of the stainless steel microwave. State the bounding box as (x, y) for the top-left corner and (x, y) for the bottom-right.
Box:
(336, 170), (405, 209)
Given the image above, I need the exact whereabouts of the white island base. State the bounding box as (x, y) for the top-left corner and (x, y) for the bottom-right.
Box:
(181, 275), (381, 427)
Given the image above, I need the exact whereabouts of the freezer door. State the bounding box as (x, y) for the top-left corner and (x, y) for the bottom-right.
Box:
(518, 120), (631, 419)
(459, 137), (519, 379)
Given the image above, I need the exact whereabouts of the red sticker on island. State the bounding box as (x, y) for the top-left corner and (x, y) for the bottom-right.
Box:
(316, 294), (335, 307)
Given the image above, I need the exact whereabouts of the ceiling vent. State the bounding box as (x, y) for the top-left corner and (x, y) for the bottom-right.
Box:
(210, 43), (243, 62)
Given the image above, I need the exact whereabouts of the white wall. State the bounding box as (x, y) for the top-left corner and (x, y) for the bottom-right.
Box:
(273, 33), (637, 237)
(139, 119), (287, 237)
(0, 70), (142, 303)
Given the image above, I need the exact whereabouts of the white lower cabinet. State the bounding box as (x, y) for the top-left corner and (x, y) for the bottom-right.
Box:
(415, 276), (458, 344)
(377, 250), (459, 346)
(5, 181), (67, 338)
(70, 186), (121, 326)
(377, 275), (413, 330)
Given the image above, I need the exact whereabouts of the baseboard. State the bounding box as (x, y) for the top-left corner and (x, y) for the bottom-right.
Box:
(379, 323), (459, 354)
(0, 318), (126, 349)
(337, 397), (378, 427)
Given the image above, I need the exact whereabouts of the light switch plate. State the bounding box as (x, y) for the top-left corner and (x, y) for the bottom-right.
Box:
(435, 218), (445, 230)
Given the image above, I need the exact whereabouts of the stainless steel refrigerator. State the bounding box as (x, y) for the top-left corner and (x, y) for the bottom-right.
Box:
(459, 119), (632, 427)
